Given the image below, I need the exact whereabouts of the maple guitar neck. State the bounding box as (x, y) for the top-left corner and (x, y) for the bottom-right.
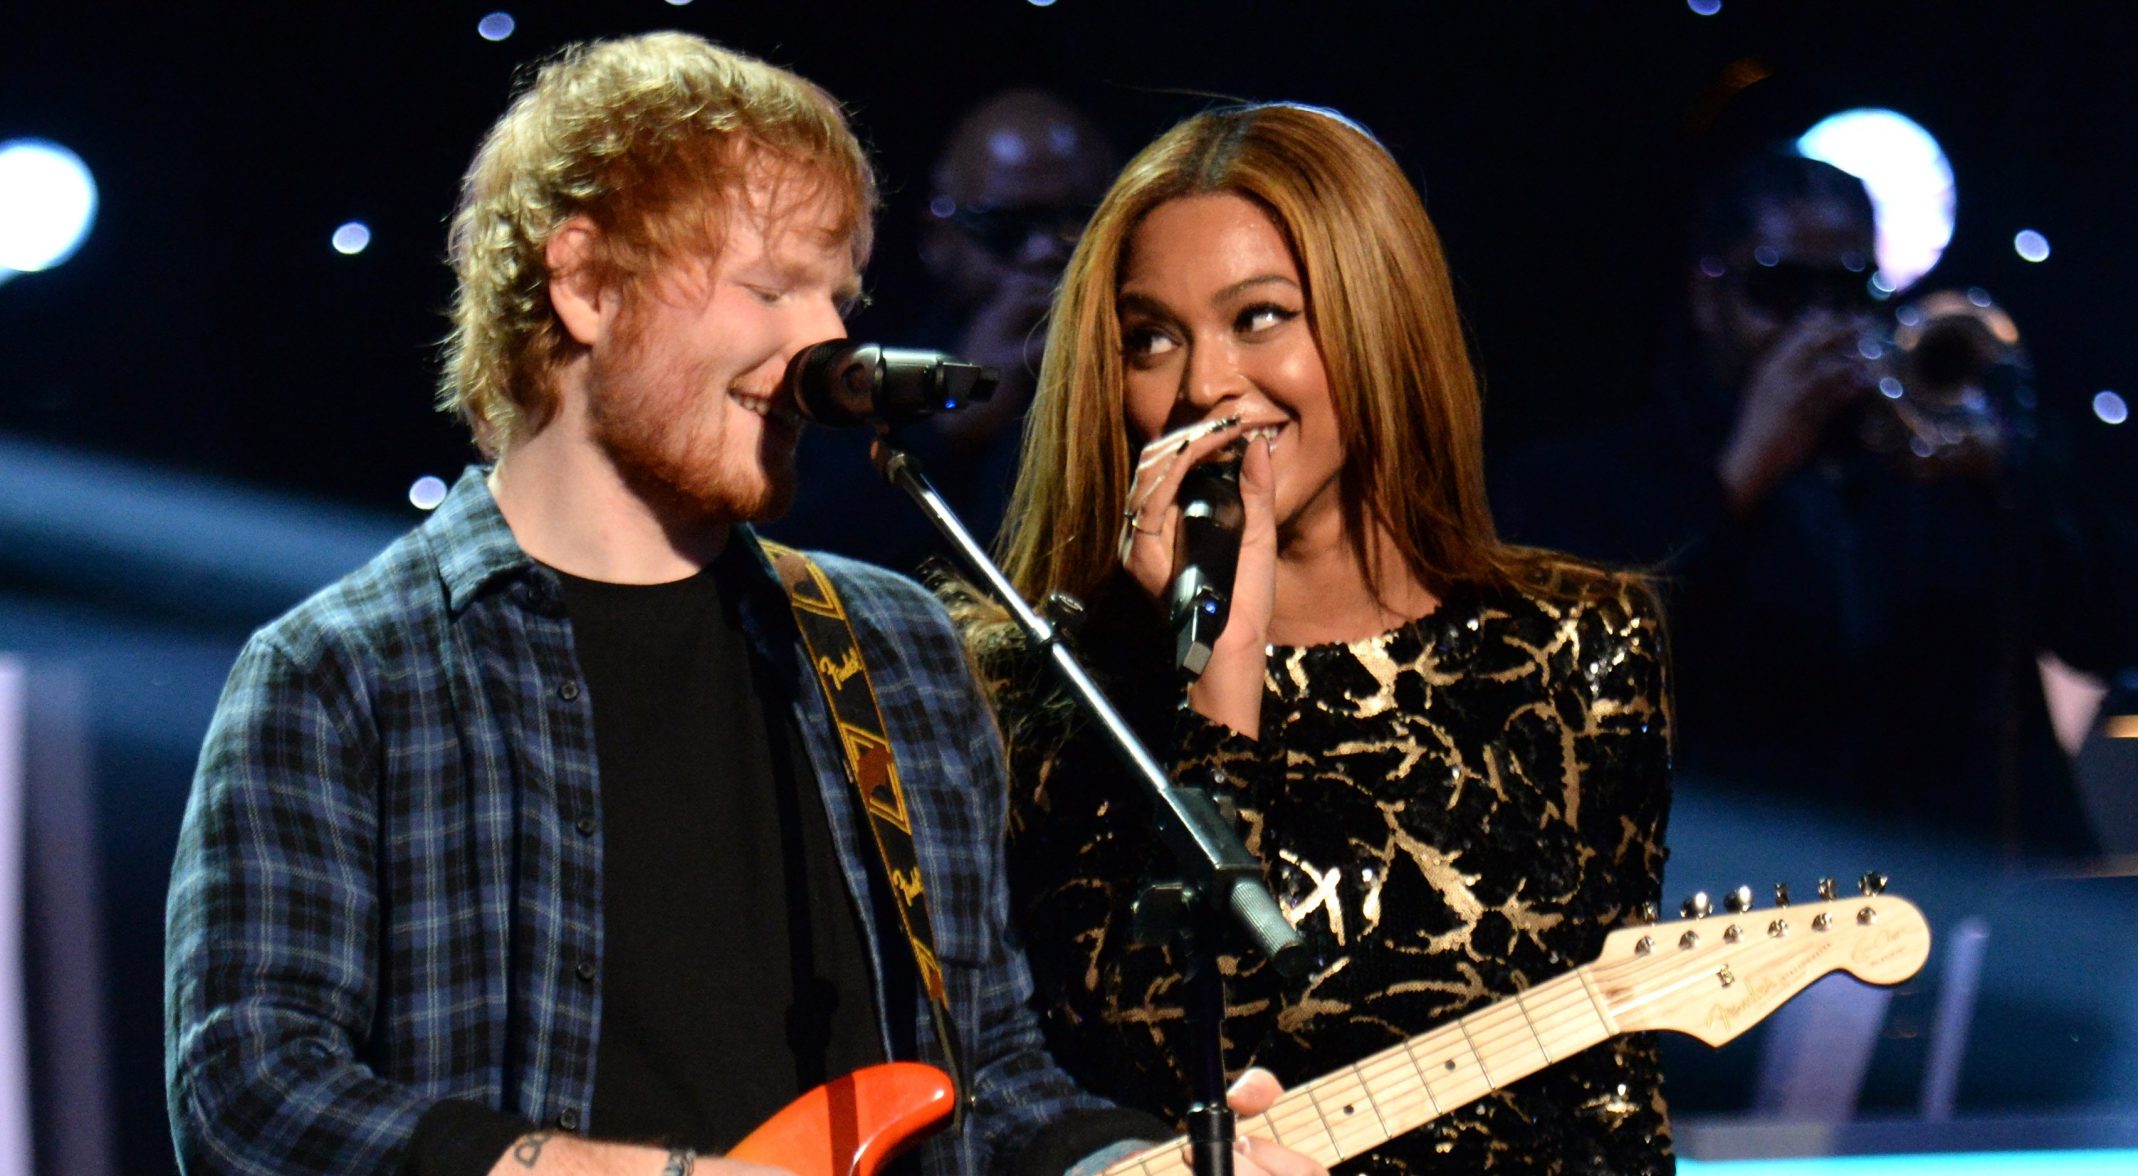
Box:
(1105, 891), (1932, 1174)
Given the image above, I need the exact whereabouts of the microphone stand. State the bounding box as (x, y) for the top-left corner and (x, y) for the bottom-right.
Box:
(873, 439), (1311, 1176)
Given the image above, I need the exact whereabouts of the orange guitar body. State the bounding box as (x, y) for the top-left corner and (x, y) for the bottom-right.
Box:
(727, 1062), (958, 1176)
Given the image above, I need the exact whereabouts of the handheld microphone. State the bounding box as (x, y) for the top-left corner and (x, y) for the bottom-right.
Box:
(1168, 451), (1244, 679)
(780, 340), (998, 431)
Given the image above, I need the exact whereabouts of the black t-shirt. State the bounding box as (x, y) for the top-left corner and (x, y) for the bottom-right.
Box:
(559, 554), (887, 1151)
(401, 551), (1163, 1176)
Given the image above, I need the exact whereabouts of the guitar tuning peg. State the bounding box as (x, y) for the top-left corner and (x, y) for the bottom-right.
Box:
(1816, 877), (1838, 901)
(1680, 891), (1712, 919)
(1773, 882), (1792, 908)
(1724, 885), (1754, 914)
(1858, 871), (1889, 897)
(1638, 901), (1659, 924)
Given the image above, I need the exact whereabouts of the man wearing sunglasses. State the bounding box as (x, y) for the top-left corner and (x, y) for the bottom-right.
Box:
(1495, 148), (2112, 862)
(773, 89), (1116, 572)
(1688, 155), (1883, 515)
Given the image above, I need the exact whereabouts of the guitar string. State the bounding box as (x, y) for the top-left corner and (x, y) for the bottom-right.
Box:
(1254, 916), (1807, 1156)
(1251, 970), (1608, 1158)
(1123, 906), (1874, 1172)
(1596, 910), (1862, 1024)
(1247, 908), (1855, 1161)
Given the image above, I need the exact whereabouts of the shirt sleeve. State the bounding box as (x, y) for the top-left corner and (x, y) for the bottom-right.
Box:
(1582, 579), (1678, 1163)
(166, 632), (442, 1174)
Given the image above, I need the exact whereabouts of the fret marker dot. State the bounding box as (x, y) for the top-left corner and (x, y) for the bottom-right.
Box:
(1342, 1104), (1355, 1115)
(1444, 1060), (1456, 1071)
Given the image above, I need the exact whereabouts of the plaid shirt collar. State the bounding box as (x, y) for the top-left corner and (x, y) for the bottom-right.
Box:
(428, 466), (537, 614)
(424, 464), (799, 666)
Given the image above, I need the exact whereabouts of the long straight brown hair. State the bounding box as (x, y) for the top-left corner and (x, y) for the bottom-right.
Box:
(992, 103), (1569, 619)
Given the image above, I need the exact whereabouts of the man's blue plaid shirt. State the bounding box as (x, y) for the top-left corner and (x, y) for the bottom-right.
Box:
(166, 469), (1115, 1174)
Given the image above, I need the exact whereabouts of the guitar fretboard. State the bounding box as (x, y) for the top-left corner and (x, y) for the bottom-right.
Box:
(1105, 967), (1615, 1173)
(1097, 893), (1930, 1173)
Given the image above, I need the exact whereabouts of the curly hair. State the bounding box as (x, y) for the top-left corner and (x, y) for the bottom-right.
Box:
(439, 32), (878, 456)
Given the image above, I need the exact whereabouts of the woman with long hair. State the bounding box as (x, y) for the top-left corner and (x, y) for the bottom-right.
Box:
(960, 102), (1674, 1172)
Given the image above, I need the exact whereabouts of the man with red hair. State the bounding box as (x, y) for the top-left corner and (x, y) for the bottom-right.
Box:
(165, 33), (1317, 1176)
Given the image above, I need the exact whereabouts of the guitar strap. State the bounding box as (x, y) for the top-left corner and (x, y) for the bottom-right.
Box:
(759, 540), (969, 1117)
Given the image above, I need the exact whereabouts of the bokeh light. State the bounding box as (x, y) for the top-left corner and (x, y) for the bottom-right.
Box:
(331, 222), (372, 255)
(0, 138), (99, 273)
(1797, 108), (1955, 293)
(2094, 391), (2128, 426)
(477, 12), (515, 41)
(2014, 229), (2051, 263)
(1688, 0), (1724, 15)
(409, 475), (450, 510)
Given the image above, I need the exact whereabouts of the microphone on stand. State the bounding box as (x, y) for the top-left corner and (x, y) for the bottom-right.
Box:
(1168, 451), (1244, 679)
(781, 340), (998, 430)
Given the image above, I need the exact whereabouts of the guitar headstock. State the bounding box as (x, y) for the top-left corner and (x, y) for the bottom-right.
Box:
(1593, 875), (1930, 1046)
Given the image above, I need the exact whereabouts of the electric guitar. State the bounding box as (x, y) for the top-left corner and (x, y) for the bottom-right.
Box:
(729, 886), (1931, 1176)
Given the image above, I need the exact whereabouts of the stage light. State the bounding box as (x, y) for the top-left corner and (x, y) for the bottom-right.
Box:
(1797, 108), (1954, 293)
(1688, 0), (1723, 15)
(1028, 0), (1059, 7)
(331, 222), (372, 255)
(408, 476), (449, 510)
(0, 139), (98, 278)
(478, 12), (515, 41)
(2014, 229), (2051, 263)
(2094, 390), (2127, 426)
(665, 0), (693, 6)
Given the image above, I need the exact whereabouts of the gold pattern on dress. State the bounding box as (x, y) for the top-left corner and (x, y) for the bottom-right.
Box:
(1359, 864), (1387, 931)
(1343, 637), (1404, 719)
(989, 575), (1675, 1173)
(1278, 848), (1349, 945)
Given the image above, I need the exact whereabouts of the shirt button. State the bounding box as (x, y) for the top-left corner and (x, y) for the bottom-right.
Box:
(575, 958), (596, 982)
(575, 814), (597, 836)
(557, 1108), (580, 1132)
(559, 680), (581, 701)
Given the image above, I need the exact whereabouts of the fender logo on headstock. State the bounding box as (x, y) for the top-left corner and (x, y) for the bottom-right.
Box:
(1705, 937), (1832, 1036)
(1853, 922), (1917, 971)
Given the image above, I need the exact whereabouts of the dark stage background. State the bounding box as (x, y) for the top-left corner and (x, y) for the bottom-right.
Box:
(3, 2), (2135, 1172)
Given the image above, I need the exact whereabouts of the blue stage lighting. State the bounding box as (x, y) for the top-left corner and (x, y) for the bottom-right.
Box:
(331, 222), (372, 255)
(1798, 109), (1954, 293)
(0, 139), (98, 277)
(2093, 390), (2127, 426)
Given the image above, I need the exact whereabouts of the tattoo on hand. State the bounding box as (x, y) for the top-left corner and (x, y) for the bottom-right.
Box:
(512, 1131), (553, 1168)
(662, 1147), (696, 1176)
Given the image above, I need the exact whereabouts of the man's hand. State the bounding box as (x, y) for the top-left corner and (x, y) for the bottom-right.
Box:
(926, 272), (1054, 450)
(1225, 1068), (1331, 1176)
(488, 1132), (794, 1176)
(1717, 309), (1876, 514)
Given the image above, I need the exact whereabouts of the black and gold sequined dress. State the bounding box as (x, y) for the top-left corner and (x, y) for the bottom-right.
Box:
(981, 574), (1674, 1174)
